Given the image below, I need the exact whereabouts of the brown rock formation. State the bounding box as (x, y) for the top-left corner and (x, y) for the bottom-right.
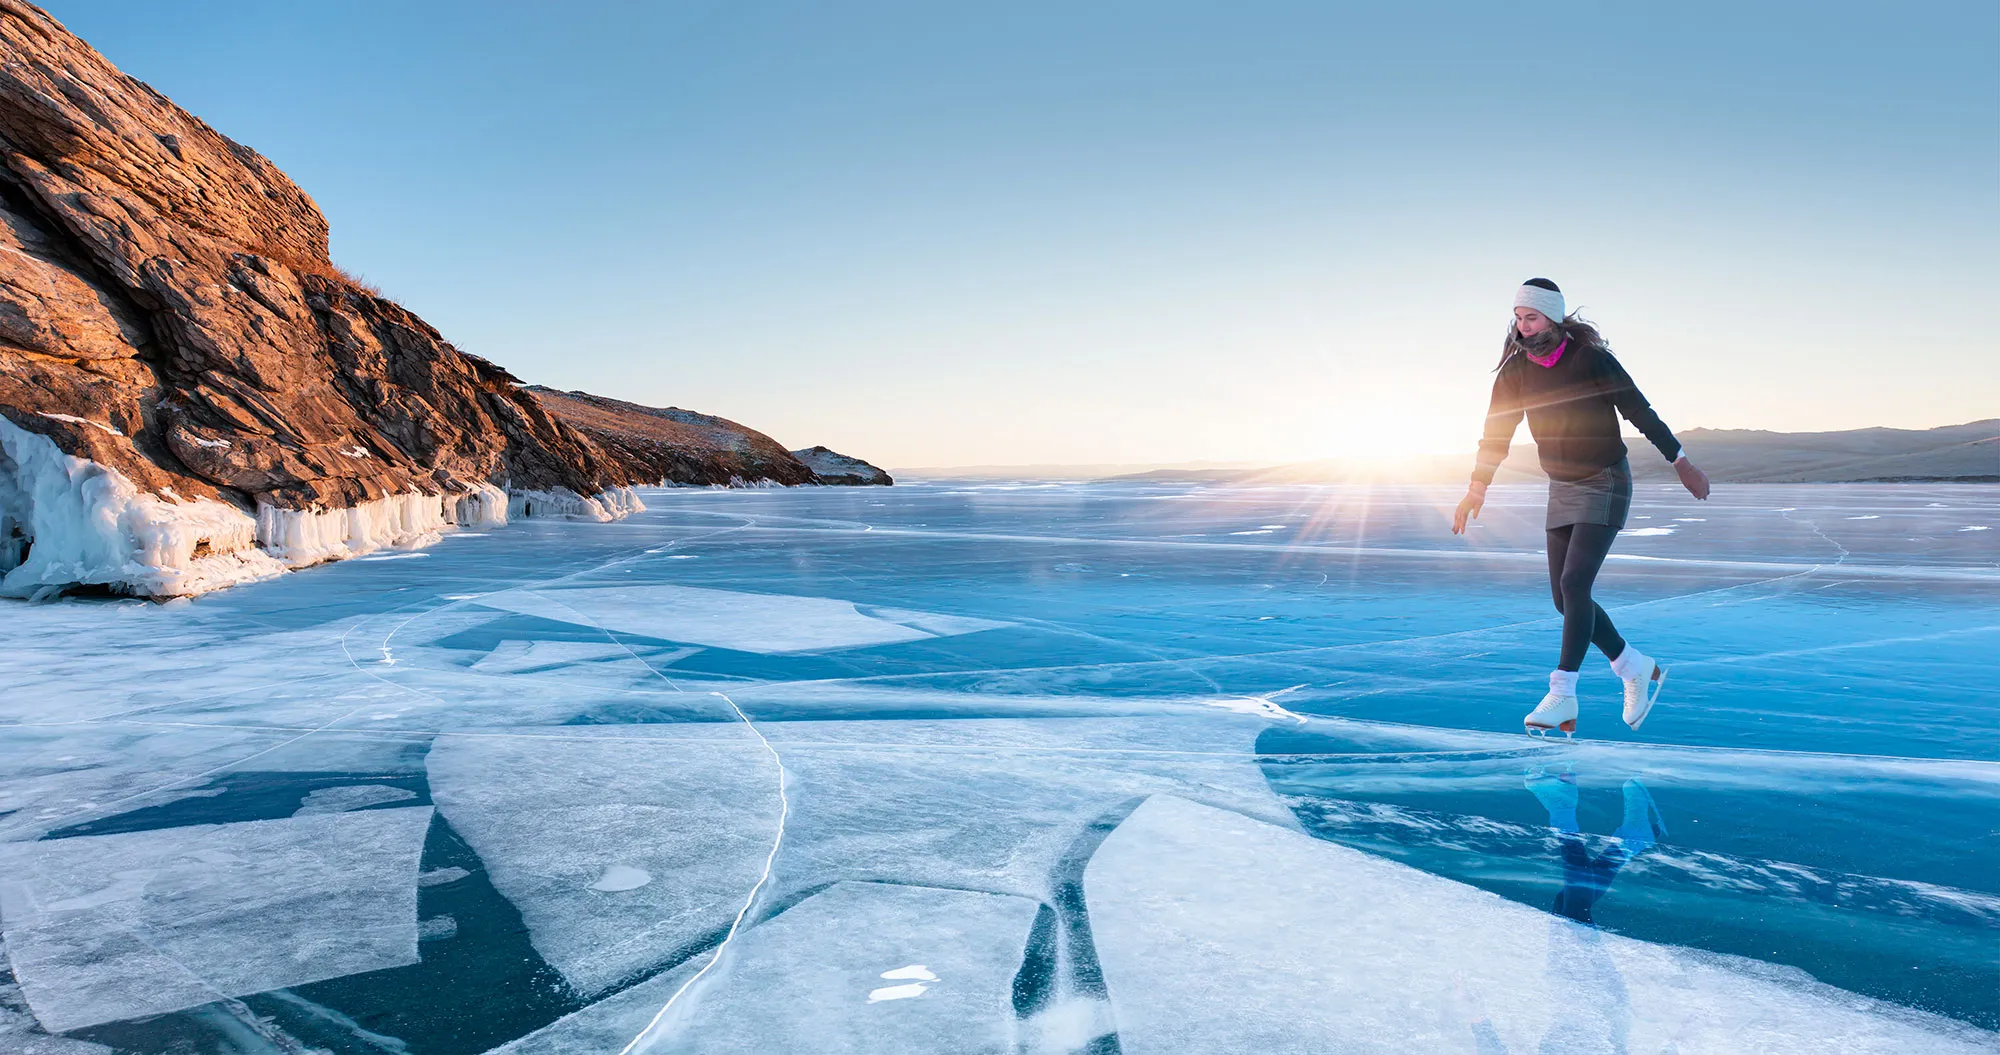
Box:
(0, 1), (638, 596)
(527, 387), (818, 487)
(791, 445), (893, 486)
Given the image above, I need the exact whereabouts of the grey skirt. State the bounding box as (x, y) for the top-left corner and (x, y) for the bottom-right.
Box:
(1547, 458), (1632, 530)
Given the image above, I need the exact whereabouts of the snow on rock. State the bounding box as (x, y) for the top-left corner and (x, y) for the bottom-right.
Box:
(0, 412), (619, 597)
(452, 482), (510, 528)
(0, 806), (433, 1033)
(0, 416), (285, 599)
(506, 486), (646, 522)
(423, 728), (783, 996)
(1083, 795), (2000, 1055)
(255, 491), (450, 566)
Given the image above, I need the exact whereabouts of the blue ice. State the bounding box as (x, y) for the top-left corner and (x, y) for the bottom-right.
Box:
(0, 482), (1996, 1052)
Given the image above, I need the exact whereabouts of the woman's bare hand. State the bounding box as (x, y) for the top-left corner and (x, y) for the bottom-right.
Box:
(1452, 482), (1488, 534)
(1675, 457), (1711, 500)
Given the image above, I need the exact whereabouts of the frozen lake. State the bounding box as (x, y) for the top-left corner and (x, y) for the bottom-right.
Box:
(3, 481), (1997, 1054)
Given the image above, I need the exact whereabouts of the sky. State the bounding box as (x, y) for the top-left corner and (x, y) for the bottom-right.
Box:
(46, 1), (1999, 469)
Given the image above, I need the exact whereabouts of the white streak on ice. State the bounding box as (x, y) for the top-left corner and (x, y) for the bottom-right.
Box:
(880, 964), (939, 981)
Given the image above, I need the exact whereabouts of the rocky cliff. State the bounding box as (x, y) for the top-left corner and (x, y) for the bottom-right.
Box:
(529, 387), (892, 487)
(791, 445), (894, 486)
(0, 1), (654, 598)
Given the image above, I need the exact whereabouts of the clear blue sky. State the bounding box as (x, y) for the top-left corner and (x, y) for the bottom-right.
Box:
(47, 1), (1998, 467)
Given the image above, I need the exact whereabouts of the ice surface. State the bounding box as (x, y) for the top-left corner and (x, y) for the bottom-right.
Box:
(292, 784), (419, 815)
(470, 584), (1010, 653)
(644, 882), (1040, 1053)
(0, 806), (432, 1032)
(1086, 795), (1999, 1054)
(507, 882), (1040, 1055)
(757, 714), (1294, 903)
(424, 730), (783, 995)
(0, 481), (1994, 1051)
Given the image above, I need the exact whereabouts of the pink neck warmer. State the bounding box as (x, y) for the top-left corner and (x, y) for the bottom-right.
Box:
(1526, 338), (1568, 368)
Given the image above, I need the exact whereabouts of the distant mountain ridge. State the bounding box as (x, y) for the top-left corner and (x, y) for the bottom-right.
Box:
(1103, 420), (2000, 485)
(528, 387), (890, 488)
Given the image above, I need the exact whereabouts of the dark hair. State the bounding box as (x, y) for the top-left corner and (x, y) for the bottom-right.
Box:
(1496, 311), (1608, 368)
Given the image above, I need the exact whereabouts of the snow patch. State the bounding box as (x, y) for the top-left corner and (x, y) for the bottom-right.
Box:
(867, 982), (928, 1003)
(1625, 527), (1676, 536)
(36, 413), (122, 437)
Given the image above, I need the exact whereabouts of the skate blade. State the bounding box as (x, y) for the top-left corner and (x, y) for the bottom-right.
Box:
(1524, 720), (1577, 738)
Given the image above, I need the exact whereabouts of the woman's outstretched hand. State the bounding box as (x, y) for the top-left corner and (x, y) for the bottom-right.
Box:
(1675, 456), (1711, 500)
(1452, 481), (1488, 534)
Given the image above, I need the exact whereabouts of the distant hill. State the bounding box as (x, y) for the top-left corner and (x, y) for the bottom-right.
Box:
(527, 388), (890, 487)
(1104, 420), (2000, 485)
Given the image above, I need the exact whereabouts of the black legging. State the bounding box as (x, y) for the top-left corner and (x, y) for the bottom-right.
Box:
(1547, 523), (1627, 672)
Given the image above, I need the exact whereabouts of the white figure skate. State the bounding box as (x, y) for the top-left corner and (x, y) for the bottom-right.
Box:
(1523, 691), (1579, 737)
(1620, 661), (1667, 731)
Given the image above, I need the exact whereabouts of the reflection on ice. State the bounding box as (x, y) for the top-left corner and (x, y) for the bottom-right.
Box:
(0, 482), (1995, 1052)
(1087, 796), (1994, 1054)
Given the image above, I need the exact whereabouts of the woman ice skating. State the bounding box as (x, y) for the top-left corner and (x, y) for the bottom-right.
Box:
(1450, 278), (1711, 736)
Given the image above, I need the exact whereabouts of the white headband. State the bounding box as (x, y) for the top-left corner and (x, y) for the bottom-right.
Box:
(1513, 284), (1565, 324)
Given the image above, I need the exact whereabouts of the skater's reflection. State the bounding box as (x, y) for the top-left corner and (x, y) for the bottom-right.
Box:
(1458, 766), (1674, 1054)
(1525, 765), (1664, 924)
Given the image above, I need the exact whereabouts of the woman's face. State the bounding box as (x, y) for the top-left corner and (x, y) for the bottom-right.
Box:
(1514, 307), (1554, 337)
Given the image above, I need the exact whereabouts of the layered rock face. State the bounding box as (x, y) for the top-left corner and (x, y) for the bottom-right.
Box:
(0, 1), (640, 597)
(531, 387), (891, 488)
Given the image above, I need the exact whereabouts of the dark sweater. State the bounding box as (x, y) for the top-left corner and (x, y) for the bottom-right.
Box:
(1473, 342), (1681, 484)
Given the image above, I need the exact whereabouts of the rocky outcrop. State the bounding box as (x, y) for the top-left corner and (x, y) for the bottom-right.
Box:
(0, 1), (640, 598)
(791, 445), (893, 486)
(528, 388), (818, 487)
(528, 388), (895, 488)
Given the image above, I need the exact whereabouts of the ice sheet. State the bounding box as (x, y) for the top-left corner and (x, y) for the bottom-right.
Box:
(424, 731), (782, 995)
(644, 881), (1042, 1054)
(470, 584), (1008, 654)
(0, 806), (433, 1033)
(1, 481), (1995, 1051)
(1085, 795), (2000, 1054)
(757, 714), (1295, 903)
